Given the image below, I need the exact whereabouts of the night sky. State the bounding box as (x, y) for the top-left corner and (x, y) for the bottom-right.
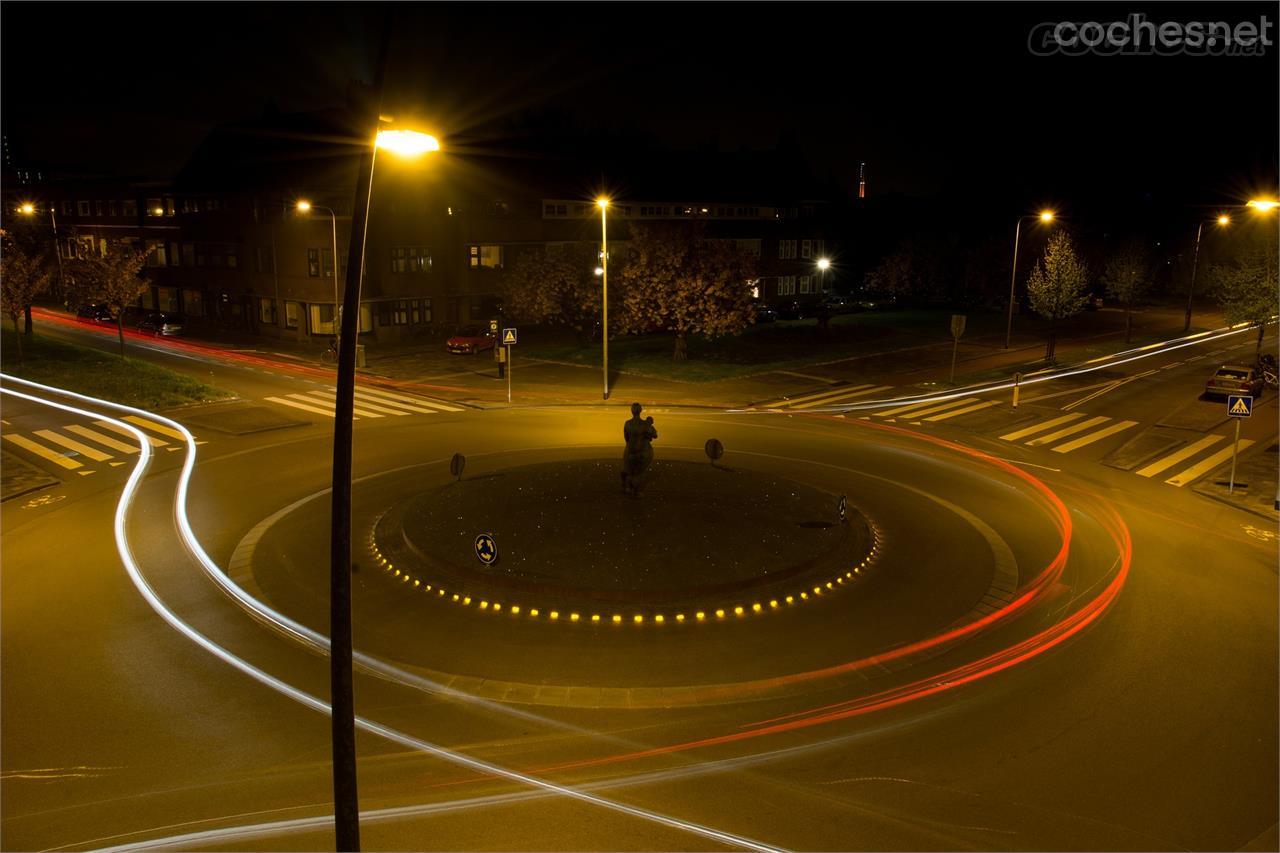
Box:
(3, 2), (1276, 221)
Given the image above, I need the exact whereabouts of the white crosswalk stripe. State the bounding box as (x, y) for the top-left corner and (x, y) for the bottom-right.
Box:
(290, 393), (384, 418)
(35, 429), (113, 462)
(1000, 412), (1085, 442)
(1135, 435), (1226, 478)
(877, 397), (981, 420)
(1025, 415), (1110, 447)
(266, 396), (336, 418)
(65, 424), (141, 454)
(263, 386), (460, 417)
(314, 390), (411, 416)
(3, 433), (83, 469)
(356, 385), (464, 413)
(787, 384), (892, 410)
(1165, 440), (1255, 487)
(1050, 420), (1137, 453)
(922, 399), (999, 422)
(1, 414), (205, 473)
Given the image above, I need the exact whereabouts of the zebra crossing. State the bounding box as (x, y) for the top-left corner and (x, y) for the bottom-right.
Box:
(761, 382), (896, 410)
(263, 384), (464, 420)
(2, 415), (202, 476)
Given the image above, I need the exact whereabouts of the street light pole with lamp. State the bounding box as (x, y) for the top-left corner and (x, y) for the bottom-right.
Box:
(1005, 210), (1055, 350)
(17, 202), (63, 331)
(817, 257), (830, 295)
(328, 118), (439, 853)
(596, 197), (610, 400)
(1184, 214), (1231, 332)
(295, 200), (342, 343)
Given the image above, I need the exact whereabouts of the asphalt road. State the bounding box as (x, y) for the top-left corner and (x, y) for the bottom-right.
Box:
(1, 322), (1276, 852)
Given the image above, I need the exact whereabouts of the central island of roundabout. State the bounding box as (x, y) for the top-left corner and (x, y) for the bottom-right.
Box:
(241, 410), (1087, 709)
(372, 458), (878, 624)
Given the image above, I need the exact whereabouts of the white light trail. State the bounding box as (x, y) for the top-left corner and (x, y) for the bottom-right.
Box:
(0, 377), (785, 853)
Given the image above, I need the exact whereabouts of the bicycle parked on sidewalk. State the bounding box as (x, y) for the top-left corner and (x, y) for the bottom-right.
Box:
(321, 338), (339, 365)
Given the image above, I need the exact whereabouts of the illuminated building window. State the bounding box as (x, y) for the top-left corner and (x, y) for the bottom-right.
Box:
(799, 275), (812, 295)
(801, 240), (812, 259)
(778, 239), (797, 259)
(259, 298), (277, 325)
(469, 245), (503, 268)
(284, 301), (300, 329)
(778, 275), (796, 296)
(307, 248), (321, 277)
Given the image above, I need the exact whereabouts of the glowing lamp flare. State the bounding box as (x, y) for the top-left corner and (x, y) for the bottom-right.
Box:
(296, 200), (313, 212)
(375, 129), (441, 157)
(1217, 214), (1231, 225)
(1246, 198), (1278, 212)
(19, 203), (35, 214)
(1039, 211), (1055, 222)
(817, 258), (831, 270)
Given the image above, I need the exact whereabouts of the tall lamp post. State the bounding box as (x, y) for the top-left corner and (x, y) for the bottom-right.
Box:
(1005, 210), (1055, 350)
(817, 257), (830, 294)
(296, 200), (342, 342)
(597, 197), (609, 400)
(329, 121), (439, 853)
(17, 202), (63, 329)
(1184, 214), (1231, 332)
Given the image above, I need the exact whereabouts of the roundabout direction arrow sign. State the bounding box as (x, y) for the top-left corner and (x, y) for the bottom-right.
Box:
(474, 532), (499, 566)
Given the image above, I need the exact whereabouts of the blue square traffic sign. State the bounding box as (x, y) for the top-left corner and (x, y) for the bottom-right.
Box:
(1227, 395), (1253, 418)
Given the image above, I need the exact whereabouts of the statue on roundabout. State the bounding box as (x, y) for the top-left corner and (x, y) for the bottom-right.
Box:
(620, 402), (657, 497)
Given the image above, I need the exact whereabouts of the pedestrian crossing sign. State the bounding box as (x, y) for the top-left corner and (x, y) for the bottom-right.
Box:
(1227, 395), (1253, 418)
(502, 328), (517, 345)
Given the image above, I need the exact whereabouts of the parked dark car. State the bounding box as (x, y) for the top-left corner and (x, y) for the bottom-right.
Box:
(75, 303), (115, 325)
(137, 311), (186, 336)
(777, 301), (806, 321)
(446, 325), (496, 354)
(753, 303), (778, 323)
(821, 295), (852, 314)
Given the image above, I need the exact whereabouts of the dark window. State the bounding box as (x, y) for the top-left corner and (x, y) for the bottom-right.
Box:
(307, 248), (321, 277)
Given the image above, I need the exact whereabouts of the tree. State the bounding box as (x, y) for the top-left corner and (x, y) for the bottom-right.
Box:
(501, 244), (603, 344)
(1026, 230), (1090, 362)
(616, 222), (757, 361)
(67, 241), (152, 356)
(0, 238), (52, 364)
(863, 241), (945, 302)
(1210, 230), (1279, 358)
(1101, 240), (1151, 343)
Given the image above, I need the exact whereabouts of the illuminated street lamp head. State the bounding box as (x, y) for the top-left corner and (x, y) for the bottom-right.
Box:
(19, 202), (35, 215)
(596, 198), (609, 209)
(594, 266), (605, 276)
(1246, 198), (1279, 213)
(296, 200), (312, 212)
(817, 258), (831, 271)
(1217, 214), (1231, 226)
(374, 129), (440, 157)
(1039, 211), (1055, 222)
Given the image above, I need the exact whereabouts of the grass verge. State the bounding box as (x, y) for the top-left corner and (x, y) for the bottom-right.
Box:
(1, 329), (232, 410)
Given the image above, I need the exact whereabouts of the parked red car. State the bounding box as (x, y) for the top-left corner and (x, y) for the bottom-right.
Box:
(446, 326), (496, 354)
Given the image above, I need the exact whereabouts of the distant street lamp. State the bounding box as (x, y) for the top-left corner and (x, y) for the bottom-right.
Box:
(817, 257), (830, 295)
(1005, 210), (1055, 350)
(1184, 214), (1231, 332)
(17, 201), (64, 328)
(597, 197), (610, 400)
(295, 200), (342, 342)
(1246, 198), (1279, 213)
(329, 118), (439, 853)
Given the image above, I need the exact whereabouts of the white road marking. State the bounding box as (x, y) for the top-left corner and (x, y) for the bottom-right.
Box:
(35, 429), (113, 462)
(1135, 435), (1226, 478)
(1165, 440), (1255, 487)
(1050, 420), (1137, 453)
(288, 393), (383, 419)
(313, 390), (410, 416)
(265, 396), (338, 418)
(1026, 416), (1110, 447)
(96, 420), (168, 447)
(356, 385), (464, 412)
(2, 433), (82, 469)
(1000, 412), (1085, 441)
(877, 397), (979, 419)
(792, 385), (893, 410)
(122, 415), (187, 441)
(66, 424), (141, 454)
(923, 400), (999, 422)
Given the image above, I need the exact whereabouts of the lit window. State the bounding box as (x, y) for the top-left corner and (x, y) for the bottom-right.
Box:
(799, 275), (812, 294)
(469, 245), (503, 268)
(801, 240), (812, 259)
(308, 248), (321, 277)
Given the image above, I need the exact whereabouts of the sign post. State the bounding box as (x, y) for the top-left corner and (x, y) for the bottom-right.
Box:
(1226, 394), (1252, 494)
(1012, 372), (1022, 409)
(502, 328), (517, 403)
(949, 314), (966, 384)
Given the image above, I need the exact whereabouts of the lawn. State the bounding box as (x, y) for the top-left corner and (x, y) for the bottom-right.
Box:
(522, 309), (975, 382)
(1, 329), (232, 410)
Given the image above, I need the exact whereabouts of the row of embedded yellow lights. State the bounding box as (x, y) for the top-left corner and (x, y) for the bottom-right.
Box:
(366, 519), (883, 627)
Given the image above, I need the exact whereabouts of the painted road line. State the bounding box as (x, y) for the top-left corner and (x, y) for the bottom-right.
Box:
(265, 396), (339, 418)
(792, 385), (893, 410)
(356, 386), (465, 413)
(96, 420), (168, 447)
(1062, 369), (1159, 411)
(776, 370), (841, 385)
(288, 393), (384, 419)
(884, 397), (982, 420)
(122, 415), (187, 441)
(65, 424), (142, 454)
(1026, 415), (1111, 447)
(352, 389), (438, 415)
(999, 412), (1086, 442)
(3, 433), (83, 469)
(1135, 435), (1228, 478)
(315, 390), (411, 416)
(876, 396), (973, 419)
(776, 383), (877, 408)
(35, 429), (114, 461)
(1165, 440), (1255, 487)
(1050, 420), (1138, 454)
(923, 399), (1000, 422)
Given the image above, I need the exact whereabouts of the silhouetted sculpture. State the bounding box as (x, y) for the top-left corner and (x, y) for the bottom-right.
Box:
(621, 402), (657, 497)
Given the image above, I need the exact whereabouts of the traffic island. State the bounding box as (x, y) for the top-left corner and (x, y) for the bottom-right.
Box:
(371, 458), (878, 625)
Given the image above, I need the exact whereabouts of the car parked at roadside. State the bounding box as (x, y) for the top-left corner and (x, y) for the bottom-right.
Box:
(446, 325), (496, 354)
(75, 303), (115, 325)
(1204, 364), (1263, 399)
(137, 311), (186, 336)
(753, 303), (778, 323)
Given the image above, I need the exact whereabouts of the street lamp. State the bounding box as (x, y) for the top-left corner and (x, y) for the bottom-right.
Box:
(1246, 198), (1279, 213)
(296, 200), (341, 342)
(329, 118), (439, 853)
(1005, 210), (1055, 349)
(597, 197), (609, 400)
(1184, 214), (1231, 332)
(817, 257), (830, 295)
(17, 201), (64, 326)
